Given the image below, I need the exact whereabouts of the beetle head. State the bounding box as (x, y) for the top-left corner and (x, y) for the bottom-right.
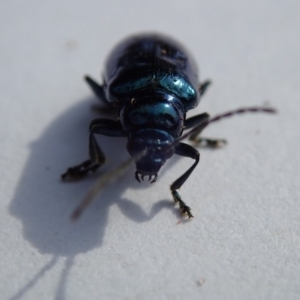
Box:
(127, 129), (175, 182)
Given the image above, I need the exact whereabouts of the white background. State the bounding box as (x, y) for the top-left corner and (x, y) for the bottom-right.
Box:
(1, 1), (299, 299)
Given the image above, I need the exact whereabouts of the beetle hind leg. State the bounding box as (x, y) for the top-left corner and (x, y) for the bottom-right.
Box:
(184, 113), (227, 148)
(191, 137), (227, 148)
(189, 125), (227, 148)
(85, 75), (110, 106)
(199, 80), (212, 96)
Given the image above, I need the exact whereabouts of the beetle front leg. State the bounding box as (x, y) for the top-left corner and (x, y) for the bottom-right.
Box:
(170, 143), (200, 218)
(61, 119), (124, 180)
(61, 131), (105, 180)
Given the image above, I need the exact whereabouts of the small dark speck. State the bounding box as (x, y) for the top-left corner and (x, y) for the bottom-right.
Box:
(65, 40), (78, 50)
(45, 166), (50, 171)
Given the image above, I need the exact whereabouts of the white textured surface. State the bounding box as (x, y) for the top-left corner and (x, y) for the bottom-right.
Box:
(1, 1), (299, 299)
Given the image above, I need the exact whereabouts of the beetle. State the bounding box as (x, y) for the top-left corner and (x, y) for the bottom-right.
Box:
(62, 33), (276, 219)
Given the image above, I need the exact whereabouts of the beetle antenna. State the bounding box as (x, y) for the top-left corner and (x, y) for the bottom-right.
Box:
(71, 149), (147, 221)
(179, 106), (277, 142)
(208, 106), (277, 124)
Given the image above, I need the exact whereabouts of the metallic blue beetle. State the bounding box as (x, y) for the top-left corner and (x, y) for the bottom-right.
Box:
(62, 33), (274, 218)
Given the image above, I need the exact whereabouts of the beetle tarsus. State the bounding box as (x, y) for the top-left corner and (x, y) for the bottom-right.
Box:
(61, 160), (100, 180)
(171, 190), (194, 218)
(193, 138), (227, 148)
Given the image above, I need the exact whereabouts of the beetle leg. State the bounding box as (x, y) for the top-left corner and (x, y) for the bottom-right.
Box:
(189, 121), (227, 149)
(184, 113), (209, 130)
(185, 113), (227, 148)
(61, 119), (125, 180)
(170, 143), (200, 218)
(85, 75), (110, 106)
(199, 80), (211, 96)
(193, 138), (227, 148)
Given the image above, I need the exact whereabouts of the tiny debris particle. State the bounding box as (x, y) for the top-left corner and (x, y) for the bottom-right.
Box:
(197, 278), (206, 286)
